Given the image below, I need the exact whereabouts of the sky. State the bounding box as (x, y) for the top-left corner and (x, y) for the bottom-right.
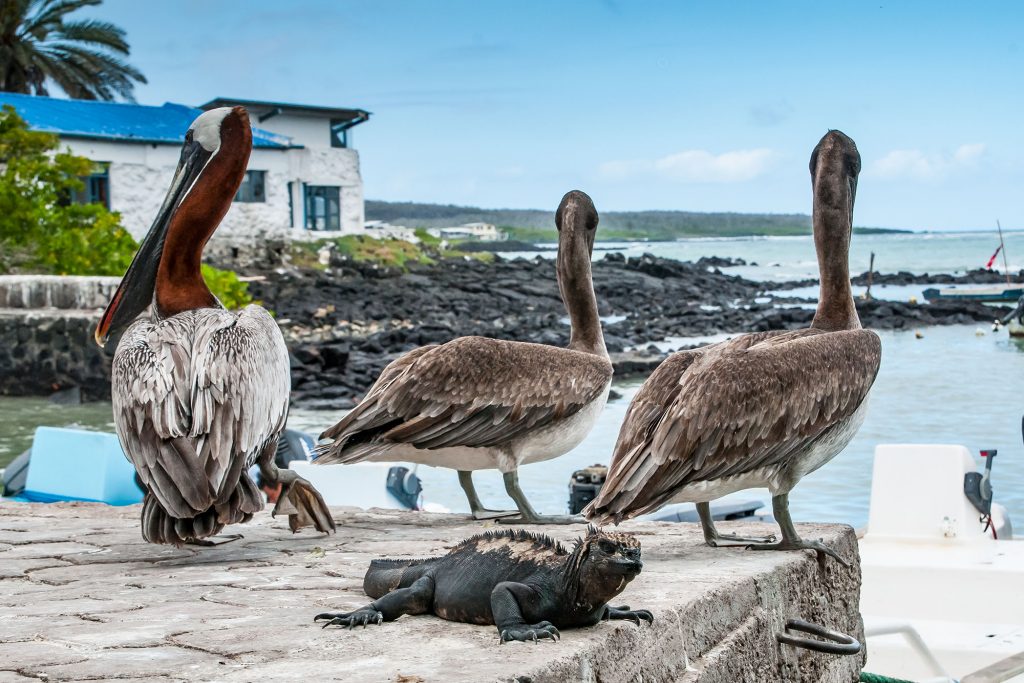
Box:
(85, 0), (1024, 230)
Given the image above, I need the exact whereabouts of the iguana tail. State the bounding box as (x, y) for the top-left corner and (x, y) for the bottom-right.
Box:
(363, 557), (437, 598)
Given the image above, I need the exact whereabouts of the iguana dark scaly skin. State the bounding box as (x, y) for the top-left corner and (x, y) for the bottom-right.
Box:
(314, 527), (653, 643)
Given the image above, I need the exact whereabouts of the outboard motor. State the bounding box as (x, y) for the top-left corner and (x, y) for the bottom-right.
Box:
(964, 416), (1021, 539)
(568, 464), (607, 515)
(1001, 295), (1024, 326)
(964, 449), (996, 523)
(995, 294), (1024, 331)
(386, 466), (423, 510)
(275, 429), (316, 468)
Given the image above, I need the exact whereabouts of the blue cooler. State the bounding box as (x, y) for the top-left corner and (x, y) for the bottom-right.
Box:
(21, 427), (144, 505)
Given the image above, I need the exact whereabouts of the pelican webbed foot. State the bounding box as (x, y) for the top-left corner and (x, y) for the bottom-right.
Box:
(744, 493), (851, 567)
(498, 470), (586, 525)
(497, 512), (587, 525)
(706, 532), (778, 548)
(457, 470), (519, 520)
(473, 509), (521, 521)
(745, 538), (850, 567)
(185, 533), (244, 547)
(272, 469), (337, 535)
(696, 502), (777, 547)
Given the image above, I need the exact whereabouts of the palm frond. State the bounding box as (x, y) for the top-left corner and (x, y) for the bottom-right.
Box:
(54, 19), (130, 53)
(1, 0), (34, 36)
(0, 0), (144, 101)
(45, 43), (145, 92)
(24, 0), (100, 34)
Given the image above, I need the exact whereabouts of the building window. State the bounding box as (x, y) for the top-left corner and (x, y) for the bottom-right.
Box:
(304, 185), (341, 230)
(329, 119), (349, 148)
(234, 170), (266, 202)
(71, 162), (110, 208)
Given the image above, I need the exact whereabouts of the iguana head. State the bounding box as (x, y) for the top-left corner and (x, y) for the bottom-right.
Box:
(569, 526), (643, 602)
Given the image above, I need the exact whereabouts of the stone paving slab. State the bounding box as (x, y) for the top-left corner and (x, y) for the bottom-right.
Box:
(0, 501), (865, 682)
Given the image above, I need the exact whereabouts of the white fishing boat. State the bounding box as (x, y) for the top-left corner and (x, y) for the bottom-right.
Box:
(923, 283), (1024, 305)
(859, 443), (1024, 682)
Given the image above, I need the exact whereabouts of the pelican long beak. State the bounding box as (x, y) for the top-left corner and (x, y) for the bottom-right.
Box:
(95, 137), (213, 347)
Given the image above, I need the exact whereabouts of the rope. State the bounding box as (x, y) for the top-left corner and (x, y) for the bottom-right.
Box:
(860, 673), (915, 683)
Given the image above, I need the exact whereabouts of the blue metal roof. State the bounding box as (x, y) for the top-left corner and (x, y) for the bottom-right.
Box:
(0, 92), (294, 149)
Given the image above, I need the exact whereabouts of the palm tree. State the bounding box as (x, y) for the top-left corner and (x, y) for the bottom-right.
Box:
(0, 0), (146, 101)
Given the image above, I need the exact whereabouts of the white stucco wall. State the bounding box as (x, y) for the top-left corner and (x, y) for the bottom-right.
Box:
(297, 148), (364, 235)
(253, 113), (330, 149)
(60, 138), (365, 242)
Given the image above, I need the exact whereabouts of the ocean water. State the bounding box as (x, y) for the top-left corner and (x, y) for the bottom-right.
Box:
(504, 229), (1024, 283)
(2, 233), (1022, 530)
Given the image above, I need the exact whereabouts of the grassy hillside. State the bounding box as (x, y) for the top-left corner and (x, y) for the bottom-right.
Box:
(365, 200), (905, 241)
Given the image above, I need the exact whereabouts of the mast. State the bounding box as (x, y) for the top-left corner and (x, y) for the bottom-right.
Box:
(997, 220), (1010, 286)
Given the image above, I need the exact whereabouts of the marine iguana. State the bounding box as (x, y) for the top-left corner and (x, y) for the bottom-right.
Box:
(314, 527), (653, 643)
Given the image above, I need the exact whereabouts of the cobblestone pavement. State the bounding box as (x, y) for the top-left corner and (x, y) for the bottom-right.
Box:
(0, 502), (864, 682)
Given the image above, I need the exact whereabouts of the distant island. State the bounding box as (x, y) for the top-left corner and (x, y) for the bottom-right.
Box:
(366, 200), (911, 242)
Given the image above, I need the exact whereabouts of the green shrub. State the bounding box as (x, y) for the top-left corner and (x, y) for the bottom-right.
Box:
(201, 264), (254, 310)
(413, 227), (441, 247)
(0, 105), (137, 274)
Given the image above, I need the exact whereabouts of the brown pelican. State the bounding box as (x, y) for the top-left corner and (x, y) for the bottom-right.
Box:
(315, 190), (612, 524)
(585, 131), (880, 564)
(95, 106), (335, 545)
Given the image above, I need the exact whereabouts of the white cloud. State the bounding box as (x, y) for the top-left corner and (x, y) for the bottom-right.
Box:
(598, 148), (778, 184)
(871, 143), (986, 181)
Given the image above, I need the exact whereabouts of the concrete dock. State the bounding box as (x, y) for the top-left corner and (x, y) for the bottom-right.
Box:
(0, 503), (864, 682)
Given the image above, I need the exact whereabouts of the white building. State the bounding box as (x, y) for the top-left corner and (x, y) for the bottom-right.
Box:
(0, 93), (371, 253)
(427, 222), (507, 241)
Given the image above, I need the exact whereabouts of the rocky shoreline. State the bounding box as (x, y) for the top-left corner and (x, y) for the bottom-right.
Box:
(242, 252), (1015, 410)
(1, 253), (1016, 407)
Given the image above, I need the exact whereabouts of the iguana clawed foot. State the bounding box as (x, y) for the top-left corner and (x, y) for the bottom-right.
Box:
(315, 607), (384, 629)
(499, 621), (560, 644)
(604, 605), (654, 626)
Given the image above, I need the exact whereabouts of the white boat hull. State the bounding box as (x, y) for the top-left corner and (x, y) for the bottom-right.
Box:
(859, 444), (1024, 681)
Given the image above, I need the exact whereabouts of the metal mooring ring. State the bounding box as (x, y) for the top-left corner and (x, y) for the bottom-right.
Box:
(775, 619), (862, 655)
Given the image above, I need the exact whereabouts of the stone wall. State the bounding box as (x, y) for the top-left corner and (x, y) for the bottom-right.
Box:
(0, 276), (114, 400)
(0, 275), (119, 310)
(0, 310), (111, 400)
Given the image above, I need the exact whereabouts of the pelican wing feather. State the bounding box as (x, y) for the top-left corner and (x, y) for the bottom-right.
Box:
(112, 306), (289, 518)
(588, 328), (880, 521)
(316, 336), (612, 463)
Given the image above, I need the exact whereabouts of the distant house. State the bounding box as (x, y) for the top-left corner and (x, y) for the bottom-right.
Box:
(427, 222), (507, 241)
(364, 220), (420, 243)
(0, 93), (371, 249)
